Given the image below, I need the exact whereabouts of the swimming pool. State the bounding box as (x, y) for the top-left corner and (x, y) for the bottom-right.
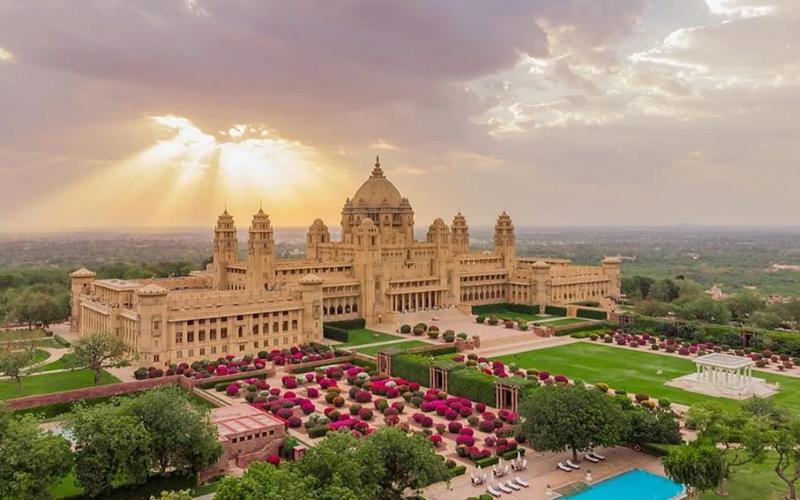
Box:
(561, 469), (684, 500)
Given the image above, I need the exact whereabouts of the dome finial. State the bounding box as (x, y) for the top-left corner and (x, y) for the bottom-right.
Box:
(372, 156), (384, 177)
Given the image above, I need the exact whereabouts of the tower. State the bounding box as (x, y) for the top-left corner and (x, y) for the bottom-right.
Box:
(306, 219), (331, 261)
(493, 211), (516, 266)
(247, 206), (275, 291)
(213, 208), (238, 290)
(602, 256), (622, 300)
(451, 212), (470, 254)
(135, 284), (169, 367)
(69, 267), (96, 332)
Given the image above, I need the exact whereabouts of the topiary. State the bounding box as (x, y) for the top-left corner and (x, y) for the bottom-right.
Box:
(476, 316), (486, 324)
(400, 324), (412, 334)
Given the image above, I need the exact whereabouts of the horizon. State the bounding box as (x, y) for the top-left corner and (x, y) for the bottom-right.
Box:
(1, 1), (799, 229)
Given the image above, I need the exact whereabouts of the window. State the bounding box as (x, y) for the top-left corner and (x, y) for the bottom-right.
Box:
(187, 332), (194, 342)
(175, 332), (183, 343)
(221, 317), (227, 323)
(293, 335), (298, 344)
(153, 354), (160, 363)
(200, 348), (205, 356)
(153, 320), (161, 330)
(199, 330), (205, 342)
(273, 338), (279, 346)
(263, 340), (268, 347)
(211, 346), (217, 354)
(237, 315), (244, 321)
(283, 337), (289, 345)
(273, 322), (279, 333)
(253, 341), (258, 349)
(210, 318), (217, 323)
(262, 323), (268, 334)
(253, 325), (259, 335)
(282, 311), (288, 316)
(199, 319), (206, 325)
(238, 326), (243, 338)
(282, 321), (289, 332)
(239, 344), (245, 352)
(187, 320), (194, 325)
(188, 349), (194, 357)
(210, 329), (217, 340)
(291, 319), (298, 330)
(221, 328), (228, 339)
(253, 313), (259, 319)
(269, 430), (274, 436)
(177, 350), (183, 358)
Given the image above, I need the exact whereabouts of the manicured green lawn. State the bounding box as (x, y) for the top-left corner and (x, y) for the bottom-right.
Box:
(699, 451), (783, 500)
(39, 356), (70, 372)
(358, 340), (431, 356)
(495, 342), (800, 413)
(483, 311), (553, 322)
(0, 369), (120, 400)
(541, 317), (595, 326)
(27, 348), (52, 366)
(342, 329), (404, 347)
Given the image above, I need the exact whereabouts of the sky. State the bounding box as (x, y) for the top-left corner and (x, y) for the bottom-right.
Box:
(0, 0), (798, 231)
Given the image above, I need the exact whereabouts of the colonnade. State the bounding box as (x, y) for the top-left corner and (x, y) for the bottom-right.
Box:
(696, 363), (753, 388)
(391, 290), (446, 312)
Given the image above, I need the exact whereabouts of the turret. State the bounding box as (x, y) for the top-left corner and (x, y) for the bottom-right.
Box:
(246, 206), (275, 291)
(602, 256), (622, 299)
(306, 219), (331, 261)
(213, 208), (238, 290)
(426, 218), (450, 248)
(451, 212), (470, 254)
(298, 274), (324, 343)
(493, 211), (516, 265)
(135, 284), (168, 367)
(69, 267), (96, 332)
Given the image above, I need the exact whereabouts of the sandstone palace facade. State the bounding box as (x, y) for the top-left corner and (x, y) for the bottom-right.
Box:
(70, 158), (621, 367)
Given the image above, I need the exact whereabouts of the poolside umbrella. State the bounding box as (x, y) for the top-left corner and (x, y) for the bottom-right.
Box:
(517, 451), (521, 460)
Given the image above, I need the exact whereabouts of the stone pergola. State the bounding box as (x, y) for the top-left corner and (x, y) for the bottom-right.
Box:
(694, 353), (754, 389)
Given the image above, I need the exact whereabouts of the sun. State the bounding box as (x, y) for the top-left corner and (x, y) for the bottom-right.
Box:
(11, 116), (348, 229)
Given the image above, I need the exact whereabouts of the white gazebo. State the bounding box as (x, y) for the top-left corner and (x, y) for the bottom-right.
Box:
(666, 353), (779, 400)
(694, 353), (754, 389)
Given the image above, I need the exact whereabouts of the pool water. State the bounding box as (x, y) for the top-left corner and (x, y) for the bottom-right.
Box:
(563, 469), (684, 500)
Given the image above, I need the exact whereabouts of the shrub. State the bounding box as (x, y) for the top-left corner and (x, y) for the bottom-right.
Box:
(400, 324), (412, 334)
(458, 332), (469, 339)
(589, 334), (599, 341)
(359, 408), (374, 421)
(629, 341), (639, 348)
(443, 334), (455, 343)
(288, 416), (302, 428)
(427, 331), (440, 339)
(595, 382), (609, 393)
(412, 327), (424, 336)
(333, 396), (345, 407)
(487, 317), (499, 326)
(476, 316), (486, 324)
(634, 393), (650, 403)
(651, 344), (660, 351)
(226, 384), (240, 397)
(755, 359), (768, 368)
(478, 420), (494, 433)
(468, 415), (480, 426)
(309, 426), (329, 438)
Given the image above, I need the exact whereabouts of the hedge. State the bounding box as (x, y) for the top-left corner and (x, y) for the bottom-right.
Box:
(325, 319), (367, 330)
(555, 322), (613, 336)
(390, 354), (432, 387)
(309, 426), (329, 438)
(448, 369), (496, 407)
(576, 308), (608, 321)
(448, 465), (467, 477)
(323, 325), (349, 343)
(544, 305), (567, 316)
(198, 373), (270, 390)
(415, 345), (458, 357)
(474, 455), (501, 467)
(471, 303), (540, 315)
(641, 443), (681, 457)
(500, 448), (526, 460)
(353, 358), (378, 371)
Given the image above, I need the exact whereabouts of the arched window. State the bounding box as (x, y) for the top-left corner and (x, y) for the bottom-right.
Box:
(323, 306), (328, 315)
(352, 303), (359, 313)
(337, 305), (343, 315)
(345, 304), (351, 314)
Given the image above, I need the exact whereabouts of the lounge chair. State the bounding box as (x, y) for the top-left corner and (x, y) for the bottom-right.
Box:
(514, 477), (530, 488)
(566, 460), (581, 470)
(504, 481), (521, 491)
(557, 462), (573, 472)
(471, 473), (482, 486)
(497, 483), (513, 494)
(486, 486), (502, 497)
(584, 454), (600, 463)
(520, 459), (528, 470)
(590, 452), (606, 461)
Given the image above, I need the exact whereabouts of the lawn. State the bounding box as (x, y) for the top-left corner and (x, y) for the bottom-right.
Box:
(39, 356), (70, 372)
(495, 342), (800, 413)
(0, 369), (120, 400)
(358, 340), (431, 356)
(698, 451), (785, 500)
(482, 311), (554, 322)
(27, 348), (52, 366)
(541, 317), (595, 326)
(341, 329), (404, 347)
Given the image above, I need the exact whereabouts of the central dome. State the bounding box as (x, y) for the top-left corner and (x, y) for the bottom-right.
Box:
(352, 157), (404, 206)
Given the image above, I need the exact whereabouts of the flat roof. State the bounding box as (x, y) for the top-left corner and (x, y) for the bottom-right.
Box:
(694, 353), (754, 369)
(94, 279), (141, 290)
(210, 404), (284, 438)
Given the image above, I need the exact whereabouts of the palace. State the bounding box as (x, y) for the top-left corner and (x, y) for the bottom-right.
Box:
(70, 157), (620, 367)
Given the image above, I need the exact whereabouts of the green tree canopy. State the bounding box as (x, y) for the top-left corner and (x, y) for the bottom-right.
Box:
(150, 491), (193, 500)
(122, 387), (223, 475)
(620, 406), (682, 447)
(674, 295), (732, 324)
(662, 441), (723, 500)
(66, 403), (152, 498)
(519, 384), (626, 462)
(725, 289), (767, 323)
(66, 331), (134, 383)
(0, 330), (43, 394)
(0, 406), (74, 500)
(649, 279), (680, 302)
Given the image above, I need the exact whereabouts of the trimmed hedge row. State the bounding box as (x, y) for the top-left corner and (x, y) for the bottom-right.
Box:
(391, 354), (433, 386)
(544, 305), (567, 316)
(471, 303), (540, 315)
(576, 308), (608, 320)
(449, 465), (468, 477)
(556, 322), (612, 337)
(474, 455), (501, 467)
(325, 319), (367, 330)
(448, 369), (496, 407)
(500, 448), (526, 460)
(54, 334), (72, 347)
(323, 325), (349, 343)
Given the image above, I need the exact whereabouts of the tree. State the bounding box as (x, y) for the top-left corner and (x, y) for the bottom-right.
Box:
(0, 405), (74, 500)
(292, 431), (370, 498)
(662, 441), (723, 500)
(214, 460), (361, 500)
(649, 279), (680, 303)
(621, 276), (642, 299)
(123, 387), (222, 475)
(675, 279), (705, 300)
(0, 330), (42, 394)
(633, 300), (670, 317)
(675, 295), (732, 324)
(770, 418), (800, 500)
(687, 401), (770, 495)
(635, 276), (655, 299)
(358, 427), (451, 500)
(66, 331), (134, 383)
(150, 491), (193, 500)
(725, 290), (767, 323)
(747, 310), (782, 330)
(66, 403), (152, 497)
(741, 397), (791, 428)
(519, 384), (626, 463)
(620, 406), (682, 447)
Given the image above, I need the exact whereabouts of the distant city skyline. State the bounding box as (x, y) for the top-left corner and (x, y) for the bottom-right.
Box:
(1, 0), (798, 230)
